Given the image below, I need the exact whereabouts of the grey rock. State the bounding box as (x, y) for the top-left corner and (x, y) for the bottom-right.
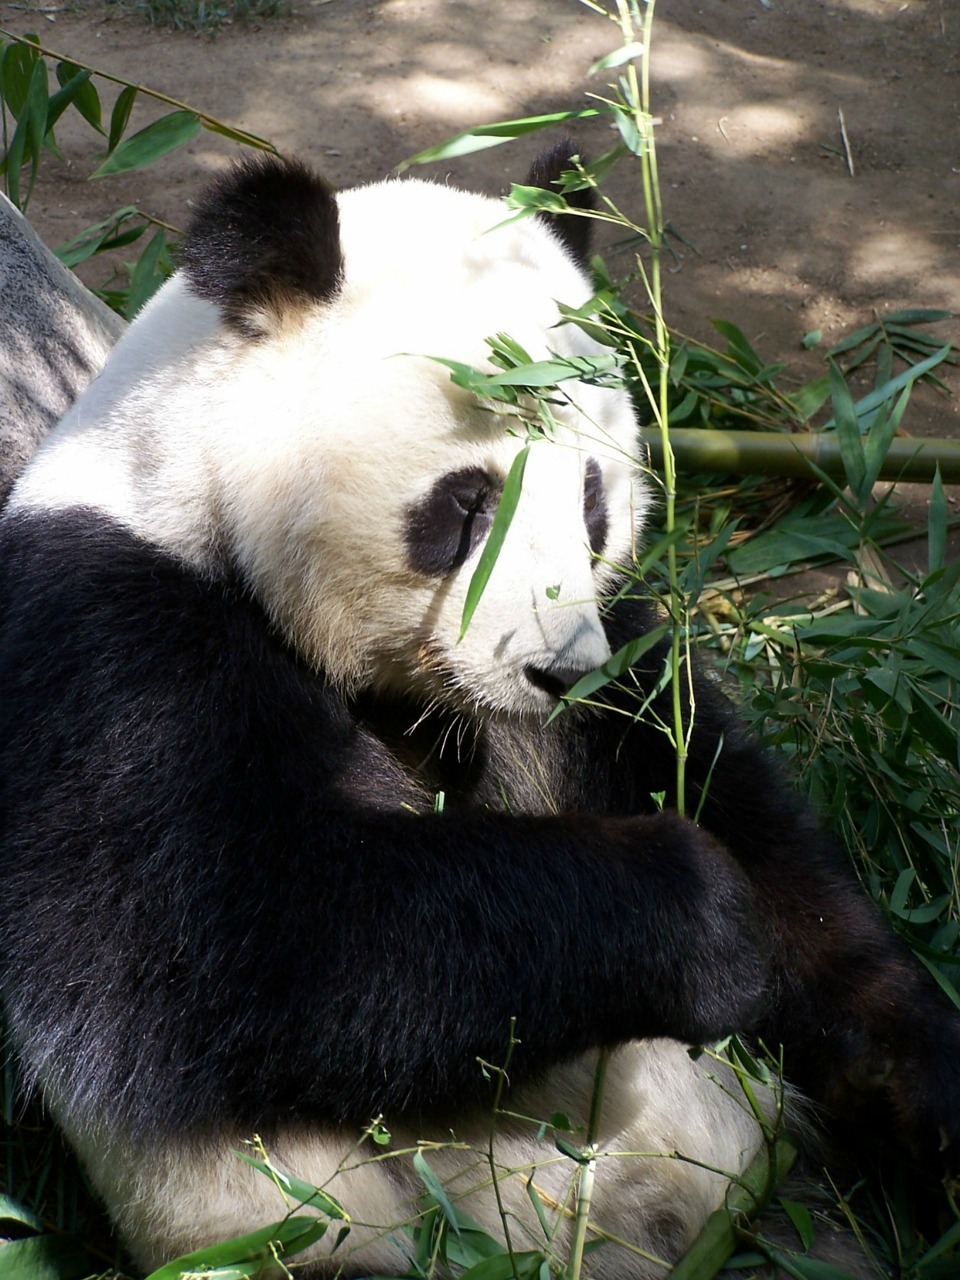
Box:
(0, 194), (124, 506)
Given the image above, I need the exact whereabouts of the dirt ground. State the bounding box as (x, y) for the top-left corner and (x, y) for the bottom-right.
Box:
(3, 0), (958, 442)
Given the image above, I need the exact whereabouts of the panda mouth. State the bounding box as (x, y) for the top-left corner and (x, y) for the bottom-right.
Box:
(387, 642), (539, 722)
(523, 663), (587, 702)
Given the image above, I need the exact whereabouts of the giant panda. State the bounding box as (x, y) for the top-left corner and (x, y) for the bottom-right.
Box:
(1, 144), (959, 1279)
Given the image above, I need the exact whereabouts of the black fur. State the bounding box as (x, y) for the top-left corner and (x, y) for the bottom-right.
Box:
(526, 137), (596, 269)
(179, 155), (343, 335)
(1, 507), (959, 1168)
(583, 456), (608, 556)
(403, 467), (501, 578)
(404, 459), (607, 579)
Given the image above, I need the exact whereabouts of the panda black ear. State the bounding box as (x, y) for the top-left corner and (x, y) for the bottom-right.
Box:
(525, 138), (595, 271)
(180, 155), (343, 337)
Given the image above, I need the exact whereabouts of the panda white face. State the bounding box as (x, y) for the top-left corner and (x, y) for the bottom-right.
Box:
(217, 324), (643, 718)
(10, 159), (648, 719)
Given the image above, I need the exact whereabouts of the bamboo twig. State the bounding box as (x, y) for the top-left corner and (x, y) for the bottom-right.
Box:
(838, 106), (855, 177)
(0, 28), (276, 154)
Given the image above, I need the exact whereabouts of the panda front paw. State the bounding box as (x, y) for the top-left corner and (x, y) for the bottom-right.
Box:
(831, 1010), (960, 1172)
(625, 812), (768, 1048)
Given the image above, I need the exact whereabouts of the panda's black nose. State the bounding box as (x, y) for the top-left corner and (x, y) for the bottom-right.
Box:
(524, 664), (590, 700)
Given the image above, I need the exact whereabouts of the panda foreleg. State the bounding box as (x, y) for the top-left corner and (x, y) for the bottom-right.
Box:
(0, 512), (771, 1143)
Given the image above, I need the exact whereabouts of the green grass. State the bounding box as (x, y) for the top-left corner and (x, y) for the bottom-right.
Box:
(122, 0), (289, 36)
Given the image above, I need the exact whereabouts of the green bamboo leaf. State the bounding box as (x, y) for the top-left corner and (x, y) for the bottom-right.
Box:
(825, 320), (881, 357)
(0, 1194), (41, 1232)
(861, 383), (910, 493)
(123, 225), (170, 320)
(428, 356), (519, 403)
(143, 1215), (328, 1280)
(554, 1134), (590, 1164)
(910, 638), (960, 684)
(55, 205), (143, 267)
(488, 332), (533, 367)
(758, 1250), (860, 1278)
(634, 524), (690, 577)
(443, 1220), (509, 1270)
(911, 690), (960, 767)
(504, 182), (569, 215)
(432, 353), (620, 400)
(0, 36), (41, 118)
(459, 1250), (545, 1280)
(928, 467), (946, 575)
(545, 625), (670, 723)
(884, 325), (951, 351)
(680, 520), (737, 600)
(93, 109), (201, 177)
(827, 359), (866, 499)
(778, 1198), (814, 1251)
(668, 1138), (797, 1280)
(874, 337), (893, 389)
(0, 1233), (98, 1279)
(525, 1179), (554, 1239)
(610, 102), (644, 155)
(576, 143), (625, 186)
(485, 354), (620, 388)
(789, 373), (831, 422)
(726, 527), (856, 577)
(459, 445), (529, 641)
(54, 61), (103, 133)
(413, 1150), (461, 1241)
(821, 344), (951, 432)
(711, 318), (764, 376)
(235, 1150), (349, 1220)
(46, 67), (94, 136)
(840, 333), (882, 374)
(3, 58), (48, 210)
(400, 109), (600, 168)
(916, 954), (960, 1016)
(589, 41), (645, 74)
(106, 83), (138, 154)
(889, 868), (916, 915)
(882, 307), (955, 326)
(669, 341), (690, 383)
(557, 293), (621, 350)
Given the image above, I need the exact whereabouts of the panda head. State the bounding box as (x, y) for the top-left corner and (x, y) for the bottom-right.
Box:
(19, 148), (650, 719)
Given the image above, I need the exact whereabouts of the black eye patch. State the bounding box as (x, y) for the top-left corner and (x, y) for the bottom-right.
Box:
(404, 467), (502, 578)
(583, 457), (608, 559)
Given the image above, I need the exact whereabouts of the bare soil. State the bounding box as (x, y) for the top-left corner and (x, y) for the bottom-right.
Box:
(4, 0), (959, 439)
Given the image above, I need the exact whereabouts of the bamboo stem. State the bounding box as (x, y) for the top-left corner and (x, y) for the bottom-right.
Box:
(565, 1047), (610, 1280)
(641, 428), (960, 484)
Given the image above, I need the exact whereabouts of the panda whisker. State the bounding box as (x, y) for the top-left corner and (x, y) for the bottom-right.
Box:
(406, 695), (444, 738)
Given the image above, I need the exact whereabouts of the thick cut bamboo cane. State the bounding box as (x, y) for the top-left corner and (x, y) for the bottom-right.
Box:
(640, 428), (960, 483)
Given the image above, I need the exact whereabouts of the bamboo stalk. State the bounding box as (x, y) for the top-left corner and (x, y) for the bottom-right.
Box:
(640, 428), (960, 483)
